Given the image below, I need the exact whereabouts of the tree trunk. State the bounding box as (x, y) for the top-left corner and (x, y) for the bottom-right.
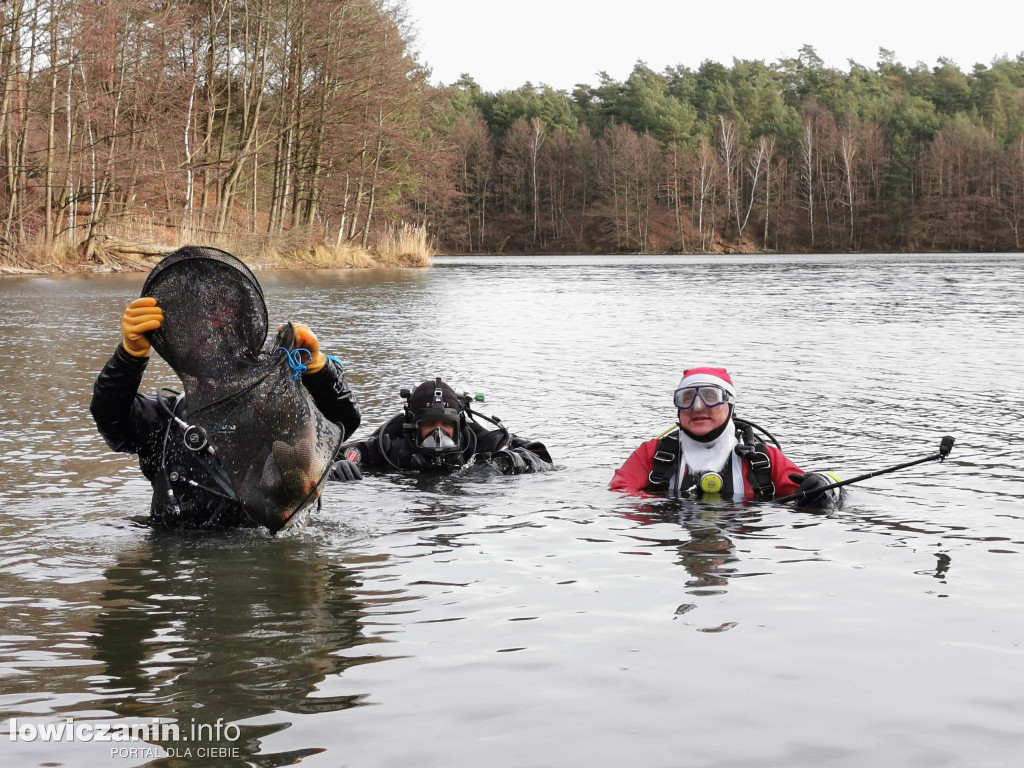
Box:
(800, 118), (815, 248)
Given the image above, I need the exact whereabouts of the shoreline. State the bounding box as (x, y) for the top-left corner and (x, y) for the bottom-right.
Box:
(0, 239), (435, 277)
(4, 245), (1017, 277)
(0, 260), (432, 276)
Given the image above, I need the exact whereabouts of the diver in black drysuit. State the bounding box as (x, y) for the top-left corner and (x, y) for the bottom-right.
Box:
(336, 378), (554, 476)
(91, 298), (361, 529)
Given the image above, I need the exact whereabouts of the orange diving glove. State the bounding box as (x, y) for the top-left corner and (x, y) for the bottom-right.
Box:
(121, 297), (164, 357)
(291, 323), (326, 374)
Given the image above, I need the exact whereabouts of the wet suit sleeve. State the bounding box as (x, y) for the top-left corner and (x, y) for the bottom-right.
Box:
(302, 357), (361, 441)
(89, 345), (167, 455)
(479, 436), (556, 475)
(767, 446), (804, 498)
(335, 434), (393, 471)
(609, 439), (659, 496)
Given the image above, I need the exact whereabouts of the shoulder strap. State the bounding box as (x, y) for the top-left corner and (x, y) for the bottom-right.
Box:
(734, 423), (775, 500)
(647, 429), (681, 490)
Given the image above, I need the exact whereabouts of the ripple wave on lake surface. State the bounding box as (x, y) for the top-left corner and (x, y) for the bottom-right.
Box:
(1, 254), (1023, 767)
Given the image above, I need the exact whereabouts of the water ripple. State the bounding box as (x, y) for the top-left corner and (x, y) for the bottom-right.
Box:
(2, 255), (1024, 766)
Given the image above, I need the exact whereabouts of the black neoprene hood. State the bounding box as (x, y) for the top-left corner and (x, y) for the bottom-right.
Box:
(409, 378), (461, 422)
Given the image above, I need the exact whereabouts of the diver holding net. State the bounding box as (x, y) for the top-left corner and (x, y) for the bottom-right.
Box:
(337, 377), (554, 476)
(90, 246), (361, 533)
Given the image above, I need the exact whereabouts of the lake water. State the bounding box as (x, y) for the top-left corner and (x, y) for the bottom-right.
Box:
(1, 253), (1023, 767)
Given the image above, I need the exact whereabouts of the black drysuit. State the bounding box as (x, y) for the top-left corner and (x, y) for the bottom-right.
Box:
(90, 345), (361, 528)
(338, 415), (554, 475)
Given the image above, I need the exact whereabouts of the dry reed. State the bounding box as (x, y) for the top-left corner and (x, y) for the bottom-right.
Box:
(375, 223), (434, 267)
(1, 216), (435, 274)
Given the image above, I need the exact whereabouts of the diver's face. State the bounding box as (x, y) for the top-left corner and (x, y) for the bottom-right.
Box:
(678, 399), (729, 436)
(419, 417), (456, 440)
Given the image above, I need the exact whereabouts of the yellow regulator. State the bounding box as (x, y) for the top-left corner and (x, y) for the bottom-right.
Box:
(699, 472), (724, 494)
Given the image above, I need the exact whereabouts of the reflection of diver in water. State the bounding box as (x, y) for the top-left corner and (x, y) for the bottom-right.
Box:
(624, 499), (769, 593)
(90, 531), (373, 749)
(630, 500), (960, 606)
(673, 506), (741, 591)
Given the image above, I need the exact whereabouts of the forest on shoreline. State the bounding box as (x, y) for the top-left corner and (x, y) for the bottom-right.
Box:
(2, 0), (1023, 274)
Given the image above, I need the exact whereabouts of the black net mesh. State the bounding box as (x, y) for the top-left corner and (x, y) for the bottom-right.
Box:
(142, 246), (342, 532)
(143, 246), (267, 397)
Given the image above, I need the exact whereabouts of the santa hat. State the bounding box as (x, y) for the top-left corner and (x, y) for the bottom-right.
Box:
(675, 367), (736, 398)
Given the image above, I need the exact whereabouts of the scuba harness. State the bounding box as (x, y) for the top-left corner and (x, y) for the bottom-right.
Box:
(647, 416), (782, 500)
(156, 388), (240, 521)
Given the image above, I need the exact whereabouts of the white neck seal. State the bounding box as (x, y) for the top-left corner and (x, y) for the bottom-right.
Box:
(678, 420), (738, 475)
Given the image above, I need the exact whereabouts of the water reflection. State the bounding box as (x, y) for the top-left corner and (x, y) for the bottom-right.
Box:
(621, 492), (977, 603)
(620, 499), (778, 596)
(3, 255), (1024, 767)
(86, 532), (382, 749)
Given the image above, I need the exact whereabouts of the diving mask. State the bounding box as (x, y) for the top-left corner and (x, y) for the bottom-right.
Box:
(674, 385), (732, 410)
(414, 413), (462, 458)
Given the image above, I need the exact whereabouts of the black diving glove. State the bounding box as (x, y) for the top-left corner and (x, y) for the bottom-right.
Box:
(488, 448), (528, 475)
(329, 459), (363, 482)
(788, 472), (834, 509)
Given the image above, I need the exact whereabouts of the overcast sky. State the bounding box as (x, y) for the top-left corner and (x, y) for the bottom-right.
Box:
(401, 0), (1024, 92)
